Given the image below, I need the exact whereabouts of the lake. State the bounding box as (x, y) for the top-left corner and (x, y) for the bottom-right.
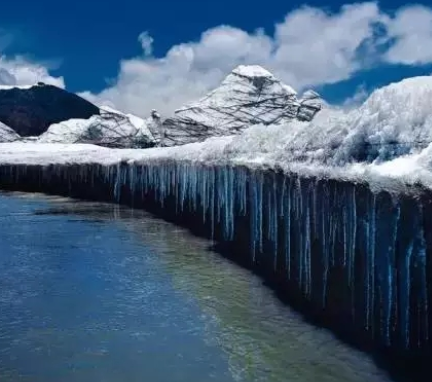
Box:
(0, 192), (393, 382)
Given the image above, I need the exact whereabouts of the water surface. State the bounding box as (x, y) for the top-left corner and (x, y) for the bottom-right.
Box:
(0, 192), (393, 382)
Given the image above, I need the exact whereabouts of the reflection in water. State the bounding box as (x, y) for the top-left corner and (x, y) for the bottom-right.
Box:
(28, 194), (393, 382)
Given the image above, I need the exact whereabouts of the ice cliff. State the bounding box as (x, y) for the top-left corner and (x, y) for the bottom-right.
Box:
(159, 65), (323, 147)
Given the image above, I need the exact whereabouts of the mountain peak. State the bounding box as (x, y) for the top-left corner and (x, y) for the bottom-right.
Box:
(0, 84), (100, 136)
(231, 65), (274, 79)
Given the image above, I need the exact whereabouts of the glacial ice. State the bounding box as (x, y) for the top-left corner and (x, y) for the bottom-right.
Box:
(0, 75), (431, 353)
(37, 106), (156, 148)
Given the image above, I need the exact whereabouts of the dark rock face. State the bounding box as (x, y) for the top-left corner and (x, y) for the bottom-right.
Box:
(0, 84), (100, 136)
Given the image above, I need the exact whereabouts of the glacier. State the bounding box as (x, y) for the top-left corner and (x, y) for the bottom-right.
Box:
(0, 73), (431, 369)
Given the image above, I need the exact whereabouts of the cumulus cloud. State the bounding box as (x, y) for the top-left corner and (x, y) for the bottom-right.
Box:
(73, 2), (432, 117)
(0, 55), (65, 88)
(0, 30), (64, 88)
(80, 3), (384, 116)
(384, 5), (432, 65)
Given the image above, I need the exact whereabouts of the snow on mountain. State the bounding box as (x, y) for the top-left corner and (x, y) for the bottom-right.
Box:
(0, 121), (20, 142)
(38, 106), (156, 148)
(160, 65), (322, 147)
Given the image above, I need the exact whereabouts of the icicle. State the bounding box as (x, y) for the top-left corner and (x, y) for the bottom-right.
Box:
(249, 171), (263, 263)
(237, 167), (247, 216)
(201, 167), (208, 223)
(365, 193), (376, 332)
(415, 211), (429, 345)
(113, 163), (121, 202)
(284, 178), (292, 279)
(272, 174), (278, 271)
(305, 195), (311, 297)
(401, 240), (413, 348)
(226, 166), (235, 241)
(322, 183), (329, 308)
(384, 204), (400, 346)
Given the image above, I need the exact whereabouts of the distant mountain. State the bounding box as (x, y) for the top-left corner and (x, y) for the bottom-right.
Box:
(0, 82), (157, 147)
(37, 106), (156, 148)
(159, 65), (324, 147)
(0, 83), (100, 137)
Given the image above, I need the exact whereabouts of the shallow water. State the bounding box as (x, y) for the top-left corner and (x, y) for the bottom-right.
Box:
(0, 192), (393, 382)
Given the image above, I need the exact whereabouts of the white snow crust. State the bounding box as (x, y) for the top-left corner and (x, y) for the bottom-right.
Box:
(1, 75), (432, 192)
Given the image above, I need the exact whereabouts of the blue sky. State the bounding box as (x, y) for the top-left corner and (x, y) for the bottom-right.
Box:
(1, 1), (432, 116)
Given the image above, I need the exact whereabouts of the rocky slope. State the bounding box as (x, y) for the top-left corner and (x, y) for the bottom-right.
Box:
(0, 83), (100, 136)
(159, 65), (323, 147)
(37, 106), (156, 148)
(0, 121), (19, 142)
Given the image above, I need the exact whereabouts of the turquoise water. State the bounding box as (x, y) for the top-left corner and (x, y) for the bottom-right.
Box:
(0, 193), (393, 382)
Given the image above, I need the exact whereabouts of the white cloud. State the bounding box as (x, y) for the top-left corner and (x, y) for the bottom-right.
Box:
(56, 3), (432, 117)
(384, 5), (432, 65)
(138, 31), (154, 56)
(81, 2), (389, 117)
(0, 55), (65, 88)
(1, 2), (432, 119)
(0, 30), (64, 88)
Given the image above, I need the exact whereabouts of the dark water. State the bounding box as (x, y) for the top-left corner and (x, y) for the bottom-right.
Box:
(0, 192), (394, 382)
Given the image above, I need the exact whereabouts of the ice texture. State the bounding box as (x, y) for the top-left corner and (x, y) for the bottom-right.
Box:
(160, 65), (322, 147)
(37, 106), (156, 148)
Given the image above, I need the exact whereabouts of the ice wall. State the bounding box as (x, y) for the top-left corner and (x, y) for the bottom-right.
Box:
(0, 161), (430, 363)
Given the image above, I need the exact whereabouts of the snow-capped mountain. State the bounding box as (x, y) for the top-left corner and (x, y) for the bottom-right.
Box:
(0, 121), (19, 142)
(0, 83), (100, 137)
(38, 106), (156, 148)
(159, 65), (323, 147)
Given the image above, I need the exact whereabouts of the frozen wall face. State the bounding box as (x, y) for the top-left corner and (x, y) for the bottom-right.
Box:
(0, 161), (430, 370)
